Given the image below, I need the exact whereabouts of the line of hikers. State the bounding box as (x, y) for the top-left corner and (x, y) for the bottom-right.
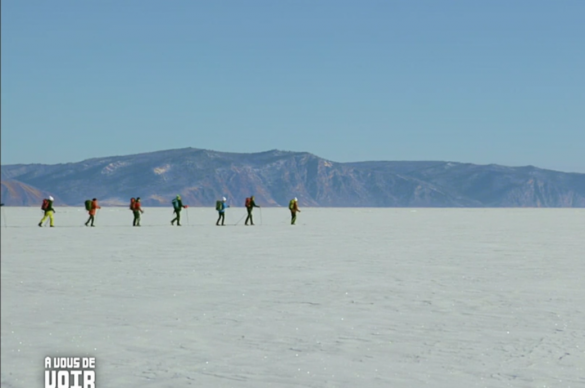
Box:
(36, 196), (301, 227)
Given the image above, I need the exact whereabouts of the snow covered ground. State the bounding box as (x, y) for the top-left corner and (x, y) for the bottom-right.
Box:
(1, 207), (584, 388)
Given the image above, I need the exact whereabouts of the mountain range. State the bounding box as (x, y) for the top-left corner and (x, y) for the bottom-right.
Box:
(1, 148), (584, 207)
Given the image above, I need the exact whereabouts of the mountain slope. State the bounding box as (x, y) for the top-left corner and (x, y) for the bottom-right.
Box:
(1, 148), (584, 207)
(0, 180), (60, 206)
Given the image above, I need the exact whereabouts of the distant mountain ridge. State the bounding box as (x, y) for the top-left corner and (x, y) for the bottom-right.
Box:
(1, 148), (584, 207)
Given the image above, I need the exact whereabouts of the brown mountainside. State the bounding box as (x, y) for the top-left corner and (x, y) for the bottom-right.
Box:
(1, 180), (60, 206)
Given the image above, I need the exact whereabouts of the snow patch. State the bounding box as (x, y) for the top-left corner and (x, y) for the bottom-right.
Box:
(153, 164), (171, 175)
(101, 161), (129, 175)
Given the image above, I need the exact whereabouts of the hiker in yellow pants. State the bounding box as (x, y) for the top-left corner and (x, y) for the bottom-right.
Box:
(38, 196), (56, 227)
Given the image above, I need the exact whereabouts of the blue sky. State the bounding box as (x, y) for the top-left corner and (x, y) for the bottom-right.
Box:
(2, 1), (584, 172)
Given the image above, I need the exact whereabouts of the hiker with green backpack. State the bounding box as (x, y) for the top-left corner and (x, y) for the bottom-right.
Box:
(171, 195), (188, 226)
(215, 197), (229, 226)
(84, 198), (101, 227)
(289, 197), (301, 225)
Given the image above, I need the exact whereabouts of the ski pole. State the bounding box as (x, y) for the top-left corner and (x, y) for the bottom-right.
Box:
(185, 208), (190, 226)
(259, 207), (263, 225)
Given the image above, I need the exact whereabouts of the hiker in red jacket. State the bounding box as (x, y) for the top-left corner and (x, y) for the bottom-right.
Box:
(133, 197), (144, 226)
(85, 198), (101, 227)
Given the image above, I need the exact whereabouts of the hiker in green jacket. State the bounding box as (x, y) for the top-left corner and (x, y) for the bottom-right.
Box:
(171, 195), (188, 226)
(244, 196), (260, 225)
(38, 196), (56, 227)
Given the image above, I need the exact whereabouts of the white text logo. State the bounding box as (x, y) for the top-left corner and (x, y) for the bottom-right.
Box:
(44, 357), (96, 388)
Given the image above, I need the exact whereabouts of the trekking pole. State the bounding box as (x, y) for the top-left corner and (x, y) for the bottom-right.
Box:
(185, 208), (190, 226)
(234, 213), (246, 226)
(1, 206), (7, 228)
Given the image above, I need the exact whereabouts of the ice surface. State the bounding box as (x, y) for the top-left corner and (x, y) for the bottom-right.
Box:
(1, 207), (584, 387)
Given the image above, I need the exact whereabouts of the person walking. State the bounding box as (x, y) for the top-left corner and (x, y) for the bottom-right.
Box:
(244, 196), (260, 226)
(171, 195), (188, 226)
(85, 198), (101, 227)
(216, 197), (229, 226)
(132, 197), (144, 226)
(38, 196), (56, 227)
(289, 197), (301, 225)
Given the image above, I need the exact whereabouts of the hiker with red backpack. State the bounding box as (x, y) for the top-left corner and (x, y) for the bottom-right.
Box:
(131, 197), (144, 226)
(38, 196), (56, 227)
(244, 196), (260, 226)
(84, 198), (101, 227)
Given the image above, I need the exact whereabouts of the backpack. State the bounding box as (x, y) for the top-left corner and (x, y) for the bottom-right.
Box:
(172, 198), (180, 211)
(41, 199), (50, 211)
(245, 197), (252, 207)
(215, 200), (222, 211)
(129, 198), (136, 210)
(289, 200), (295, 210)
(84, 199), (92, 211)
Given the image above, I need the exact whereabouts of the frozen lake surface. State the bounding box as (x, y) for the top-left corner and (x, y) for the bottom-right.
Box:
(1, 207), (584, 387)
